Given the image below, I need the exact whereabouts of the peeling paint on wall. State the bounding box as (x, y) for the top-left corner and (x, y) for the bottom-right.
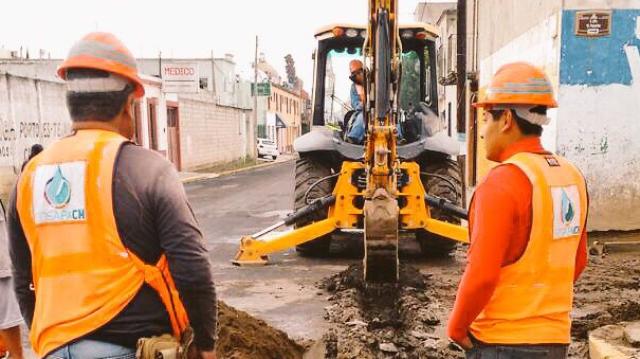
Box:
(558, 9), (640, 231)
(560, 10), (640, 86)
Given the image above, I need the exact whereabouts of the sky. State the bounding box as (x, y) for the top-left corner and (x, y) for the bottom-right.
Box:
(1, 0), (434, 92)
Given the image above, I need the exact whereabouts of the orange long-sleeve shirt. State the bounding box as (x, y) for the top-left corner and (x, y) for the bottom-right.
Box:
(447, 137), (588, 343)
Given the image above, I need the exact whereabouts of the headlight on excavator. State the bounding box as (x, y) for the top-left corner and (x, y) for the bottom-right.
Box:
(401, 29), (414, 39)
(345, 28), (359, 37)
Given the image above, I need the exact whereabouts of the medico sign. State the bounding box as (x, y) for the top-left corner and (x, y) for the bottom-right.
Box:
(161, 63), (199, 93)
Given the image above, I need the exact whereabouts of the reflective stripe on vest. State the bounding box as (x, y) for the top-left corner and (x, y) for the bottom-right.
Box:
(17, 130), (189, 356)
(469, 152), (587, 344)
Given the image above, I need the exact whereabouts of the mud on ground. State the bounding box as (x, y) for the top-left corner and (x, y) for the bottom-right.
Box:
(217, 301), (305, 359)
(312, 250), (640, 359)
(316, 263), (463, 359)
(569, 253), (640, 358)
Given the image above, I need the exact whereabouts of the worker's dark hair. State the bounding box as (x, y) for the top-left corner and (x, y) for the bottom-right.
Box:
(66, 68), (134, 122)
(29, 144), (43, 159)
(488, 106), (544, 136)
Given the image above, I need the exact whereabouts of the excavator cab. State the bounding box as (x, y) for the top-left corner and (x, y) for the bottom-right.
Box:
(234, 2), (468, 283)
(310, 24), (439, 143)
(290, 23), (463, 258)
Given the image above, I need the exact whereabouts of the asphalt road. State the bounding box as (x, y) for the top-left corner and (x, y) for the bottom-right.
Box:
(184, 159), (468, 342)
(185, 160), (350, 341)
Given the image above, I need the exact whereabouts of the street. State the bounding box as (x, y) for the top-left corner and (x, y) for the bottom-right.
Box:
(185, 159), (464, 343)
(185, 161), (640, 358)
(185, 160), (347, 341)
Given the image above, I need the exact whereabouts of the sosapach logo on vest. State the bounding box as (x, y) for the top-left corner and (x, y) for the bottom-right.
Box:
(551, 185), (581, 239)
(44, 166), (72, 209)
(33, 162), (87, 224)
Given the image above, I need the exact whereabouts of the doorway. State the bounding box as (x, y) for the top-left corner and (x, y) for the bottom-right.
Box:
(147, 99), (158, 150)
(166, 103), (181, 170)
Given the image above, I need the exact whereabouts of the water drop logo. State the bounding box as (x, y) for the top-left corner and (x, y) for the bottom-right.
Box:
(560, 189), (575, 225)
(44, 166), (72, 209)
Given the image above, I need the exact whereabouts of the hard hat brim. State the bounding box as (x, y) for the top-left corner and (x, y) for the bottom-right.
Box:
(58, 56), (145, 98)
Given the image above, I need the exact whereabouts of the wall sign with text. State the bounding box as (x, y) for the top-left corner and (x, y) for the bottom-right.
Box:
(575, 10), (612, 37)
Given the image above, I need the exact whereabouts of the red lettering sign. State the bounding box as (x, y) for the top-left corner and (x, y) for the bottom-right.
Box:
(164, 67), (195, 76)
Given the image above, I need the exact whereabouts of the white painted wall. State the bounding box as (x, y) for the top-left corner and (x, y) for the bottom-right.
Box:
(557, 81), (640, 231)
(478, 12), (562, 152)
(475, 3), (640, 231)
(556, 9), (640, 231)
(140, 78), (169, 152)
(0, 73), (71, 196)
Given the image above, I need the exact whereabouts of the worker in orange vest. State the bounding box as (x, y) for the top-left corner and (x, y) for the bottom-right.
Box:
(8, 32), (217, 359)
(447, 62), (588, 358)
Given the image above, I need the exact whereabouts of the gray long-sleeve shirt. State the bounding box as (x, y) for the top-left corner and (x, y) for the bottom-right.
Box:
(8, 141), (217, 351)
(0, 202), (11, 278)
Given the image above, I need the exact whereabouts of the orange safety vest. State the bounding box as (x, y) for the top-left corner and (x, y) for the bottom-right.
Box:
(17, 129), (189, 356)
(469, 152), (588, 344)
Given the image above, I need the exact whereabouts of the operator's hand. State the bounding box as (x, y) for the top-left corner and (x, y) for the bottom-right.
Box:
(199, 350), (217, 359)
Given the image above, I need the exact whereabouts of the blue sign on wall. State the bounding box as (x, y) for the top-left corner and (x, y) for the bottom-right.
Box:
(560, 9), (640, 86)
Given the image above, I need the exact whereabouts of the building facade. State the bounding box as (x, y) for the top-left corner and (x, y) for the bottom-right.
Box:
(266, 84), (304, 154)
(417, 0), (640, 231)
(415, 2), (458, 136)
(137, 55), (252, 109)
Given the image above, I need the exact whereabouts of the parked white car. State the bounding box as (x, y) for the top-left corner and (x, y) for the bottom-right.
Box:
(257, 138), (279, 160)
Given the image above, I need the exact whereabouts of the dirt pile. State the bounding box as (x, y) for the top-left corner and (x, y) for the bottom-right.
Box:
(315, 263), (464, 359)
(216, 301), (305, 359)
(569, 254), (640, 358)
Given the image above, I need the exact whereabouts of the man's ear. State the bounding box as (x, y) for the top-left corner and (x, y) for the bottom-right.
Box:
(500, 110), (515, 133)
(123, 94), (135, 118)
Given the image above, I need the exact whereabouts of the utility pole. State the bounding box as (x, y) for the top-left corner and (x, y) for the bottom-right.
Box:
(456, 0), (467, 139)
(210, 50), (217, 100)
(251, 35), (259, 159)
(456, 0), (468, 201)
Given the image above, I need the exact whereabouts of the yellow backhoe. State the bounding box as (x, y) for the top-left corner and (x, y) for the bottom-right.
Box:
(234, 0), (469, 283)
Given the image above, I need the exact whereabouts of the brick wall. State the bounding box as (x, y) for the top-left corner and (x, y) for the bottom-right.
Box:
(178, 92), (253, 170)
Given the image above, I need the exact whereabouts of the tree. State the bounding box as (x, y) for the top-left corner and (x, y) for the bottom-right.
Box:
(284, 54), (297, 86)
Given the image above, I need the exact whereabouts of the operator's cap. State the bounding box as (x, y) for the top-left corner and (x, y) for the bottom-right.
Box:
(349, 59), (363, 73)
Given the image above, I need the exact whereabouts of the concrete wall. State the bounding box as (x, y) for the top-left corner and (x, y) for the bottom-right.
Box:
(0, 60), (61, 82)
(475, 0), (562, 62)
(0, 72), (71, 196)
(475, 6), (563, 179)
(556, 7), (640, 231)
(178, 92), (252, 170)
(472, 1), (640, 231)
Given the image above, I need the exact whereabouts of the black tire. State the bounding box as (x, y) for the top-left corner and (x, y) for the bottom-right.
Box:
(416, 158), (463, 257)
(294, 155), (335, 256)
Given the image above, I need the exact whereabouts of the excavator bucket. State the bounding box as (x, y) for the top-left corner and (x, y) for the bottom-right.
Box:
(363, 188), (399, 283)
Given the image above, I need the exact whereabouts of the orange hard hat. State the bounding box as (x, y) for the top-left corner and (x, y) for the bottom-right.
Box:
(58, 32), (144, 98)
(349, 59), (363, 73)
(474, 62), (557, 109)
